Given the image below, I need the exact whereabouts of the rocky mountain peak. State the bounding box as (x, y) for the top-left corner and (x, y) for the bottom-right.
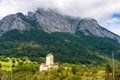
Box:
(0, 8), (120, 43)
(76, 18), (99, 35)
(0, 13), (28, 32)
(32, 8), (76, 33)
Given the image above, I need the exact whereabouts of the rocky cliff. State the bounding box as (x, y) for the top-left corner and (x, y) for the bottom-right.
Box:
(0, 8), (120, 43)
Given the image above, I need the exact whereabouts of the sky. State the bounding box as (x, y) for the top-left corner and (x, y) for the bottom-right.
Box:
(0, 0), (120, 35)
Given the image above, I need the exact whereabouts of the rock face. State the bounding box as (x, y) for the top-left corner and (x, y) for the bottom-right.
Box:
(0, 13), (29, 32)
(27, 9), (76, 33)
(0, 8), (120, 43)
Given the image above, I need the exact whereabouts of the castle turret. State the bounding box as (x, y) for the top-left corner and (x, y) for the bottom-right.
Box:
(46, 53), (53, 66)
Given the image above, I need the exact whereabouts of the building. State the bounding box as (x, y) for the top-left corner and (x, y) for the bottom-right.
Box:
(40, 53), (58, 71)
(46, 54), (53, 66)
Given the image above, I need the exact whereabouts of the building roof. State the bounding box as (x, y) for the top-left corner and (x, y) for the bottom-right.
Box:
(46, 53), (53, 57)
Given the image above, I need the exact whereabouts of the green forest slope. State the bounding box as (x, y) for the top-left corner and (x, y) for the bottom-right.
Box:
(0, 29), (120, 65)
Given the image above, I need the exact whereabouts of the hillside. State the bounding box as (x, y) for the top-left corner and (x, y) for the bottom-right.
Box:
(0, 9), (120, 65)
(0, 29), (120, 65)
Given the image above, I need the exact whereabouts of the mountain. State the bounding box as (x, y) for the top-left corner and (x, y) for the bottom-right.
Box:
(0, 9), (120, 43)
(0, 8), (120, 65)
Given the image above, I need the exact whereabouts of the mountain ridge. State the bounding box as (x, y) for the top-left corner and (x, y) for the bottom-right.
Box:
(0, 8), (120, 43)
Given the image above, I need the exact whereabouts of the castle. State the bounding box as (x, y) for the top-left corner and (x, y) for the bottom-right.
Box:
(39, 53), (58, 71)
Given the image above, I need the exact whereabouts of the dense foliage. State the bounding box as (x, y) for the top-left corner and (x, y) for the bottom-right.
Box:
(0, 29), (120, 65)
(0, 57), (120, 80)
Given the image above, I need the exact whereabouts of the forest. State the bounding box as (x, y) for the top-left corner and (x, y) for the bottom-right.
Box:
(0, 29), (120, 65)
(0, 29), (120, 79)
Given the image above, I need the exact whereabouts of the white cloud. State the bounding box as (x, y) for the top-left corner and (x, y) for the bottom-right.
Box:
(105, 24), (120, 36)
(0, 0), (120, 21)
(103, 18), (120, 35)
(0, 0), (120, 35)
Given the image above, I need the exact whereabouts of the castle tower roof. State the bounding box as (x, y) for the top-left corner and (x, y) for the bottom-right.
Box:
(46, 53), (53, 57)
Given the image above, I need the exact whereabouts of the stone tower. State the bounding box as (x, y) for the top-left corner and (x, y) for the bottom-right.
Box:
(46, 53), (54, 66)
